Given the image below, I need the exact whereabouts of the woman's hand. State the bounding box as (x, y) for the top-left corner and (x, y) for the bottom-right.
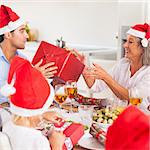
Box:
(91, 63), (109, 81)
(71, 49), (85, 63)
(42, 111), (64, 124)
(82, 66), (96, 88)
(48, 130), (66, 150)
(34, 59), (58, 78)
(65, 48), (85, 64)
(82, 63), (109, 88)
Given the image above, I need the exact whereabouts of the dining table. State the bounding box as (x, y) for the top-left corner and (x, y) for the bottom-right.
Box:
(50, 104), (105, 150)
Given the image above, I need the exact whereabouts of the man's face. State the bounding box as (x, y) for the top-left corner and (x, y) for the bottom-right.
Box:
(10, 25), (29, 49)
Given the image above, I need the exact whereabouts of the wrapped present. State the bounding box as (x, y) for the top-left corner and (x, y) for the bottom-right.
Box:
(75, 94), (107, 108)
(63, 123), (84, 150)
(36, 120), (54, 136)
(90, 123), (106, 145)
(37, 119), (84, 149)
(53, 117), (65, 128)
(36, 117), (69, 136)
(32, 41), (85, 82)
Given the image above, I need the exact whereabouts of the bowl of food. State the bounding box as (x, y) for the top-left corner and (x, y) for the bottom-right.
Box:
(93, 107), (124, 131)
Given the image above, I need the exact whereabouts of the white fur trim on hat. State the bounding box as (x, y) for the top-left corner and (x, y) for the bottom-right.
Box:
(0, 80), (16, 97)
(127, 28), (145, 39)
(0, 18), (24, 35)
(9, 84), (54, 117)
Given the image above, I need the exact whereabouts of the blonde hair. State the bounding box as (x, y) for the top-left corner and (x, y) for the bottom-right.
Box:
(143, 41), (150, 65)
(13, 114), (30, 126)
(136, 38), (150, 65)
(12, 114), (42, 127)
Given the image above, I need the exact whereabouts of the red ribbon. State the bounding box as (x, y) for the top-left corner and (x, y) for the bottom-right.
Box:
(96, 130), (106, 139)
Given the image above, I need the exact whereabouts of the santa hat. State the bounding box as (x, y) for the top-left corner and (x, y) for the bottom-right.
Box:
(0, 5), (24, 35)
(0, 56), (54, 117)
(105, 106), (149, 149)
(127, 23), (150, 47)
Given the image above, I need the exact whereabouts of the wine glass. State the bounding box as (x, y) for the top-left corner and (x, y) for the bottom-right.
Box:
(129, 89), (142, 106)
(54, 84), (67, 108)
(65, 80), (78, 112)
(129, 97), (142, 106)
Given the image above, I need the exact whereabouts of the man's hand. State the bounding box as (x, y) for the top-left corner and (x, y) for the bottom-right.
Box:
(34, 59), (58, 78)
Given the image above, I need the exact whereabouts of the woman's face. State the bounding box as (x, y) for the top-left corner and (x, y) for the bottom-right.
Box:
(123, 35), (144, 61)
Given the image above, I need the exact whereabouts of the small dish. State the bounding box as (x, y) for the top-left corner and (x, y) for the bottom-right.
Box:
(78, 133), (104, 150)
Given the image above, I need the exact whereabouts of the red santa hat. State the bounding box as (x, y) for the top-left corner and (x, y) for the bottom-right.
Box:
(127, 23), (150, 47)
(105, 106), (149, 150)
(0, 5), (24, 35)
(0, 56), (54, 117)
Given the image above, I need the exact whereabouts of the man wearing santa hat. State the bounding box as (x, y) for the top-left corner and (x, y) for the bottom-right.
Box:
(0, 5), (58, 105)
(83, 23), (150, 114)
(1, 56), (66, 150)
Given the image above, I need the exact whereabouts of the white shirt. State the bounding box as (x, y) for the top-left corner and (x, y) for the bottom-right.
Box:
(91, 58), (150, 114)
(0, 108), (11, 127)
(3, 120), (51, 150)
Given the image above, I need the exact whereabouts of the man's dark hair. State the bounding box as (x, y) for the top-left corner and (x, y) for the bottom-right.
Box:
(0, 34), (4, 43)
(0, 30), (15, 43)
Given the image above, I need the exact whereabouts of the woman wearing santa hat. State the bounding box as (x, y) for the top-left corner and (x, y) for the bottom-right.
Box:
(83, 23), (150, 114)
(0, 5), (58, 105)
(1, 56), (66, 150)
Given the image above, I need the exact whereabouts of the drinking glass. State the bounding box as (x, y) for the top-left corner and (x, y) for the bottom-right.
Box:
(129, 97), (142, 106)
(54, 84), (67, 108)
(65, 80), (78, 112)
(129, 90), (142, 106)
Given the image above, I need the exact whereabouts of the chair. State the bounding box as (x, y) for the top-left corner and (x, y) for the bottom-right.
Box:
(0, 132), (12, 150)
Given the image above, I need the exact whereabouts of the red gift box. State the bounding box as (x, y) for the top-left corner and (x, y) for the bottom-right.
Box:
(54, 117), (65, 128)
(32, 41), (85, 82)
(63, 123), (84, 150)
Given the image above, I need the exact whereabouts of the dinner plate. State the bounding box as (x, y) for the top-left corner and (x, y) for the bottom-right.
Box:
(78, 133), (104, 150)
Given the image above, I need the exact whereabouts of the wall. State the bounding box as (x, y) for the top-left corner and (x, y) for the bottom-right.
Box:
(1, 0), (147, 49)
(2, 0), (118, 47)
(117, 0), (147, 58)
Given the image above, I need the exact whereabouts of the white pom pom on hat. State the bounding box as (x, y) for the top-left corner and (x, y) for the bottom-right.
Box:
(0, 80), (16, 97)
(141, 38), (149, 48)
